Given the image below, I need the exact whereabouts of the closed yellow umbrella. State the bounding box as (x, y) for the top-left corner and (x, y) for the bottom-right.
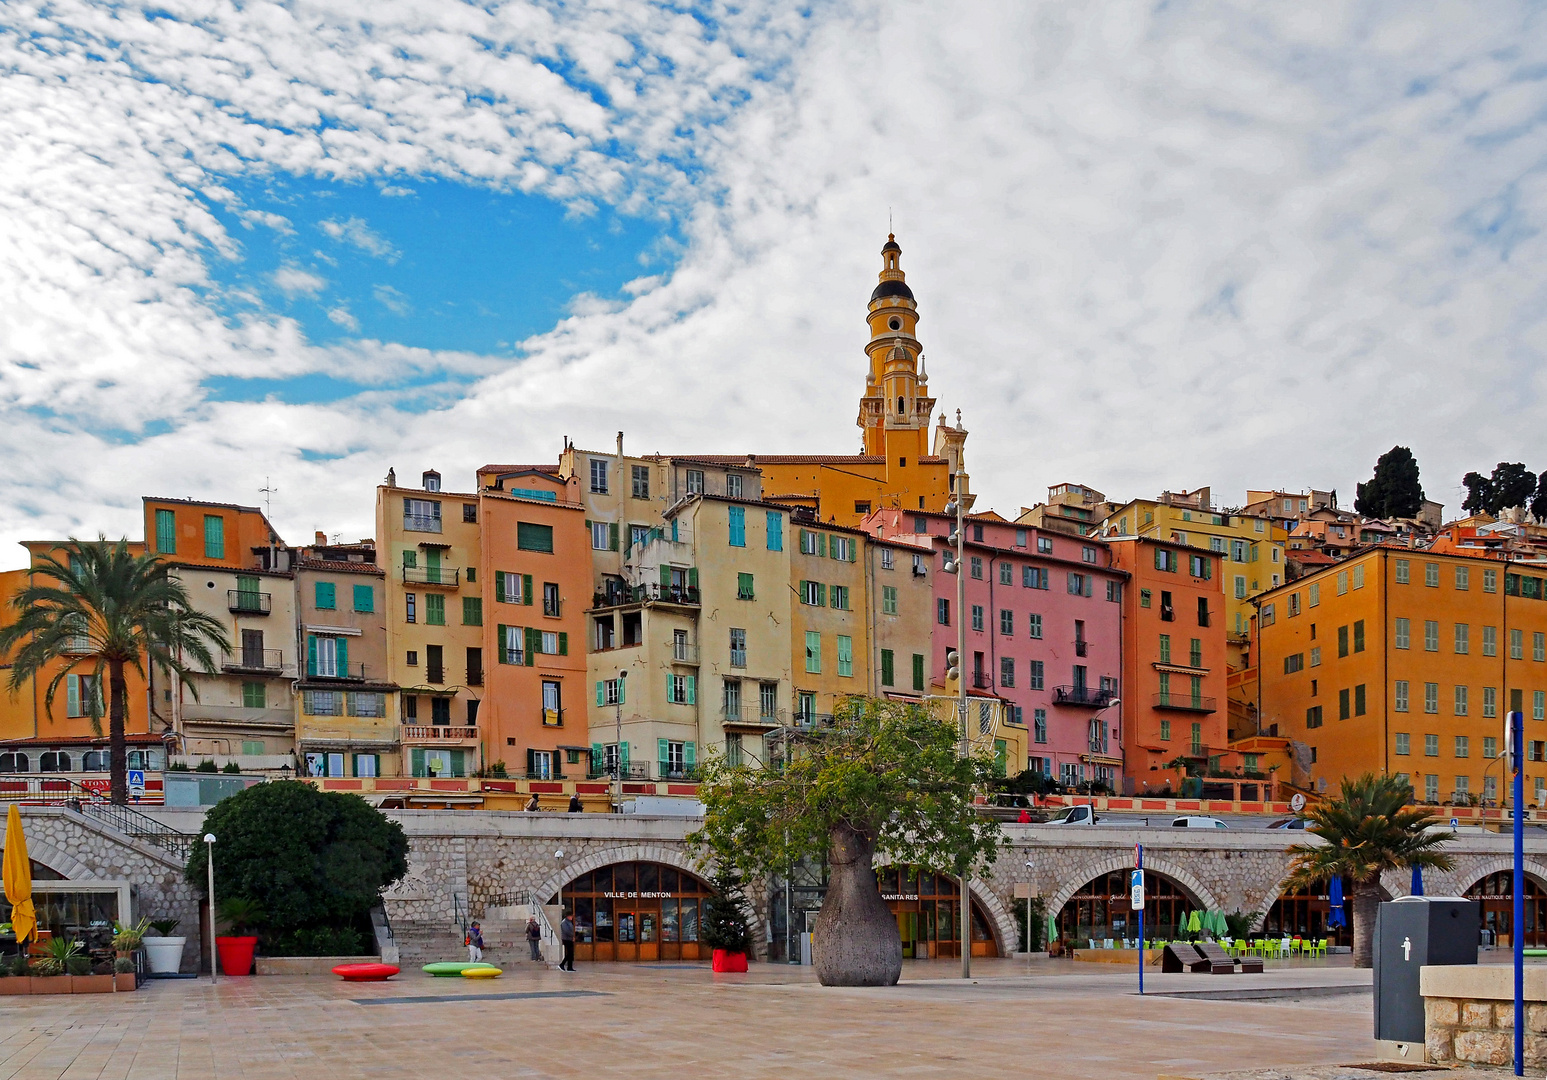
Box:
(3, 804), (35, 945)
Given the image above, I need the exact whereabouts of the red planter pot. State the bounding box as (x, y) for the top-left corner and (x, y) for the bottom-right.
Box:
(711, 949), (747, 973)
(216, 936), (258, 976)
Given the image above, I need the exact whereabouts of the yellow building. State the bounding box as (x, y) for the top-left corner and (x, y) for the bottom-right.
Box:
(1016, 483), (1117, 538)
(1101, 488), (1287, 670)
(789, 519), (870, 725)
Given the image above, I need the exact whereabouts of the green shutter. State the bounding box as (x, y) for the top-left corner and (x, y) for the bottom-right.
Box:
(621, 741), (630, 766)
(585, 519), (592, 537)
(353, 584), (374, 612)
(155, 509), (176, 554)
(688, 567), (698, 590)
(525, 628), (539, 665)
(660, 565), (672, 587)
(522, 574), (533, 605)
(494, 570), (506, 600)
(558, 632), (568, 656)
(818, 582), (828, 607)
(658, 738), (669, 771)
(463, 597), (482, 626)
(497, 625), (510, 663)
(336, 637), (348, 676)
(67, 674), (80, 717)
(619, 678), (625, 705)
(307, 635), (318, 677)
(817, 533), (827, 557)
(596, 682), (605, 706)
(848, 539), (857, 563)
(912, 653), (925, 691)
(610, 522), (619, 551)
(684, 742), (696, 769)
(686, 676), (696, 704)
(411, 748), (425, 777)
(881, 649), (894, 686)
(994, 739), (1007, 776)
(203, 515), (224, 559)
(592, 743), (603, 772)
(316, 581), (335, 609)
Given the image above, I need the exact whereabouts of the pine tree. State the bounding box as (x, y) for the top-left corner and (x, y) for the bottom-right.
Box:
(1462, 471), (1492, 516)
(699, 870), (752, 954)
(1353, 446), (1424, 519)
(1531, 472), (1547, 523)
(1490, 462), (1537, 515)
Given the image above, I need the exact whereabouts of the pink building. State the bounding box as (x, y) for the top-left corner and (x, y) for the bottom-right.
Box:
(865, 509), (1126, 788)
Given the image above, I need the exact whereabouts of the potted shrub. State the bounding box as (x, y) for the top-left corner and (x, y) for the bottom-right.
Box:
(215, 898), (264, 976)
(142, 918), (186, 975)
(114, 956), (137, 991)
(700, 871), (751, 973)
(30, 937), (81, 994)
(0, 951), (28, 995)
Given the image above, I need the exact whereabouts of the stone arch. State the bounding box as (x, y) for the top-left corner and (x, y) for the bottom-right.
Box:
(872, 856), (1017, 956)
(1249, 869), (1399, 931)
(12, 835), (92, 881)
(1044, 852), (1220, 926)
(1452, 856), (1547, 896)
(530, 844), (714, 909)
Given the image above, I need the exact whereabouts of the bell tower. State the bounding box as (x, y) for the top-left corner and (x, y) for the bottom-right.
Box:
(858, 235), (935, 462)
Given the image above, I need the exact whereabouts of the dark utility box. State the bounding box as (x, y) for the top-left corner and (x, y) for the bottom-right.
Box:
(1373, 896), (1479, 1043)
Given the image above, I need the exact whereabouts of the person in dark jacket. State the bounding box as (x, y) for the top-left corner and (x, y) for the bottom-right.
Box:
(526, 915), (542, 961)
(559, 912), (576, 971)
(568, 793), (583, 813)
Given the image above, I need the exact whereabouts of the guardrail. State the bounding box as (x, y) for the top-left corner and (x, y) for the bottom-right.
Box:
(0, 776), (192, 855)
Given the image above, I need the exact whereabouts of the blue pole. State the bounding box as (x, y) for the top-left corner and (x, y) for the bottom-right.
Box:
(1513, 709), (1524, 1077)
(1137, 843), (1144, 996)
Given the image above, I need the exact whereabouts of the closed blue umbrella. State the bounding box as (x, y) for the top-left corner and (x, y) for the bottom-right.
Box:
(1411, 864), (1424, 896)
(1327, 877), (1347, 928)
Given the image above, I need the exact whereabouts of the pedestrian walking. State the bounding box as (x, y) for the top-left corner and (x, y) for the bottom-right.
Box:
(466, 921), (484, 963)
(525, 793), (540, 812)
(526, 914), (542, 962)
(559, 912), (576, 971)
(568, 793), (582, 813)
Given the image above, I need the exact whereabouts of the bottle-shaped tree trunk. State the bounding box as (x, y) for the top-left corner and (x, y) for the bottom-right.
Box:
(812, 821), (901, 986)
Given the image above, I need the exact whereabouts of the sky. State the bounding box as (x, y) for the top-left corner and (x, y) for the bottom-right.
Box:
(2, 1), (1546, 566)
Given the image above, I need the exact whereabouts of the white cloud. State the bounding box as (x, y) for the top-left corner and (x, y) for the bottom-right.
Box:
(319, 217), (400, 262)
(326, 307), (359, 331)
(372, 285), (411, 315)
(2, 1), (1547, 565)
(272, 266), (326, 295)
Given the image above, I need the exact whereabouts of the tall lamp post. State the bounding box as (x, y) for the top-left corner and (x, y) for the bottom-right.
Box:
(612, 670), (628, 810)
(942, 485), (969, 979)
(203, 833), (216, 985)
(1086, 698), (1122, 797)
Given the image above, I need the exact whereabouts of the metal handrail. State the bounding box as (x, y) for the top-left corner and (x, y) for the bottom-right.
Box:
(45, 778), (195, 857)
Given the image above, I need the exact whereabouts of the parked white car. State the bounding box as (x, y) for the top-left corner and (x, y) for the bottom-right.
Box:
(1171, 815), (1230, 829)
(1043, 804), (1099, 826)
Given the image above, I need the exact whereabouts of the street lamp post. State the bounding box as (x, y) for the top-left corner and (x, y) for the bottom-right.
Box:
(554, 847), (566, 970)
(203, 833), (216, 984)
(942, 487), (969, 979)
(1086, 698), (1122, 797)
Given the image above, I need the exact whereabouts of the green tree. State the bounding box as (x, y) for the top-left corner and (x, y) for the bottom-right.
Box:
(1354, 446), (1424, 519)
(1532, 471), (1547, 524)
(1462, 471), (1492, 516)
(186, 781), (408, 949)
(1463, 462), (1538, 517)
(0, 539), (230, 804)
(688, 696), (1002, 986)
(1284, 773), (1454, 969)
(699, 870), (752, 955)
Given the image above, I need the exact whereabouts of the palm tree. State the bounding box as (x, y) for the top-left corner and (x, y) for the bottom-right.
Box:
(0, 539), (230, 804)
(1285, 773), (1455, 968)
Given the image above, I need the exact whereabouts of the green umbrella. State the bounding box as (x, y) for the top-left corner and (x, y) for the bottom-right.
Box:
(1187, 910), (1201, 934)
(1208, 910), (1224, 936)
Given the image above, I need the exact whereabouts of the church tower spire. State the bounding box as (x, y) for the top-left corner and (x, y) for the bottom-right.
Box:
(857, 234), (935, 461)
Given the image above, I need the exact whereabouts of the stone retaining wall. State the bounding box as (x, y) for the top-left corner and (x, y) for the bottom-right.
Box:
(1422, 965), (1547, 1067)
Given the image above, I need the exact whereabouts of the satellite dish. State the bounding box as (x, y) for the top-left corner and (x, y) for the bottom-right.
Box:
(1290, 793), (1307, 813)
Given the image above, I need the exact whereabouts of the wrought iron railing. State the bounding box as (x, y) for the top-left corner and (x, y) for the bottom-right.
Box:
(404, 514), (442, 534)
(1154, 693), (1217, 713)
(403, 565), (460, 587)
(222, 648), (283, 674)
(227, 590), (271, 614)
(1054, 685), (1117, 707)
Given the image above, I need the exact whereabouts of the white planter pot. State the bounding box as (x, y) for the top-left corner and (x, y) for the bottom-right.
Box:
(143, 936), (187, 975)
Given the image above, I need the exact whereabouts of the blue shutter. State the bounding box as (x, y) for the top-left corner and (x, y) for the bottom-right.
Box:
(767, 512), (782, 551)
(336, 637), (349, 677)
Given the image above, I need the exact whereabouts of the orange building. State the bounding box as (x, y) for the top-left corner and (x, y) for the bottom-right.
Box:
(475, 469), (592, 780)
(1255, 548), (1547, 805)
(1107, 536), (1231, 793)
(142, 497), (286, 570)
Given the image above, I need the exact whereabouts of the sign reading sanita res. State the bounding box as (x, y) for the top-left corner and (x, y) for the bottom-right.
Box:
(881, 893), (921, 902)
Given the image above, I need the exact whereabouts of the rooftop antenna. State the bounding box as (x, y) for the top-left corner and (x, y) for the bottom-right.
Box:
(259, 477), (276, 518)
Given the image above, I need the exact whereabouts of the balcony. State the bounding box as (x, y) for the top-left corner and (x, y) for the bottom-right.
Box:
(672, 643), (700, 665)
(404, 513), (442, 534)
(228, 590), (271, 615)
(1054, 685), (1117, 708)
(1074, 640), (1088, 657)
(1153, 692), (1218, 713)
(722, 704), (782, 727)
(401, 725), (478, 741)
(307, 662), (367, 682)
(729, 649), (747, 669)
(972, 673), (993, 690)
(223, 649), (283, 675)
(542, 708), (564, 727)
(402, 565), (460, 588)
(795, 712), (836, 731)
(657, 765), (699, 782)
(589, 763), (652, 781)
(589, 583), (700, 608)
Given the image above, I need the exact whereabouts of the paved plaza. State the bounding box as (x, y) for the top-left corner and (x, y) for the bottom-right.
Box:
(0, 956), (1437, 1080)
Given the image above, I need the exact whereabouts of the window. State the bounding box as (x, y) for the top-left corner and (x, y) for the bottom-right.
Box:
(830, 536), (853, 561)
(425, 593), (445, 626)
(349, 692), (386, 718)
(353, 584), (374, 613)
(1306, 706), (1322, 729)
(303, 690), (343, 716)
(837, 635), (853, 678)
(1038, 536), (1053, 554)
(406, 650), (418, 666)
(1484, 568), (1498, 593)
(971, 605), (984, 632)
(913, 553), (927, 576)
(405, 593), (416, 623)
(800, 529), (822, 555)
(1338, 688), (1350, 721)
(1511, 628), (1524, 660)
(1538, 633), (1546, 662)
(686, 469), (704, 494)
(853, 500), (870, 516)
(1067, 572), (1092, 596)
(315, 581), (336, 610)
(1083, 546), (1098, 564)
(308, 634), (348, 677)
(589, 458), (609, 494)
(1140, 589), (1151, 608)
(1106, 580), (1121, 602)
(882, 585), (898, 615)
(667, 674), (696, 705)
(1536, 691), (1546, 722)
(971, 524), (984, 542)
(730, 628), (747, 668)
(1160, 719), (1172, 741)
(1033, 709), (1047, 744)
(1455, 735), (1470, 759)
(1355, 683), (1366, 716)
(999, 561), (1013, 585)
(881, 649), (895, 687)
(404, 497), (442, 532)
(970, 556), (983, 579)
(462, 597), (483, 626)
(1310, 646), (1321, 667)
(1424, 562), (1439, 587)
(1424, 620), (1439, 652)
(1395, 680), (1409, 712)
(1425, 774), (1439, 801)
(1483, 686), (1497, 719)
(880, 547), (894, 570)
(1454, 685), (1469, 716)
(1396, 732), (1410, 755)
(496, 625), (524, 665)
(805, 631), (821, 674)
(1235, 575), (1247, 600)
(1455, 565), (1469, 590)
(1424, 682), (1438, 714)
(1395, 558), (1410, 584)
(517, 522), (554, 552)
(629, 464), (649, 499)
(1029, 660), (1044, 690)
(494, 571), (526, 605)
(1000, 657), (1014, 687)
(1189, 554), (1212, 579)
(766, 512), (783, 551)
(1154, 548), (1177, 572)
(1394, 617), (1410, 649)
(539, 630), (561, 655)
(1337, 625), (1348, 658)
(830, 585), (850, 610)
(1027, 613), (1043, 640)
(1015, 529), (1027, 547)
(999, 609), (1013, 635)
(1023, 566), (1046, 589)
(913, 654), (925, 692)
(591, 520), (610, 550)
(737, 573), (754, 600)
(761, 682), (779, 719)
(1425, 733), (1439, 756)
(1288, 593), (1301, 617)
(1353, 620), (1365, 653)
(1353, 564), (1365, 589)
(543, 582), (560, 617)
(728, 506), (746, 547)
(203, 515), (224, 559)
(1482, 626), (1497, 657)
(1158, 634), (1172, 664)
(800, 580), (825, 606)
(1284, 654), (1304, 674)
(1209, 536), (1225, 554)
(242, 680), (265, 709)
(1454, 623), (1469, 654)
(155, 508), (176, 553)
(1484, 736), (1498, 760)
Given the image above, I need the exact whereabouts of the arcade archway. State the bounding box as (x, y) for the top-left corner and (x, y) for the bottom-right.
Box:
(1466, 872), (1547, 948)
(550, 860), (716, 962)
(1056, 868), (1196, 947)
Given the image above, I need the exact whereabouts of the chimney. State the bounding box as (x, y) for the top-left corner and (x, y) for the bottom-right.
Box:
(314, 531), (327, 546)
(616, 431), (624, 458)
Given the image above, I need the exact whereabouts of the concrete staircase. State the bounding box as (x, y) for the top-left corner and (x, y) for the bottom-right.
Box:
(393, 903), (556, 970)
